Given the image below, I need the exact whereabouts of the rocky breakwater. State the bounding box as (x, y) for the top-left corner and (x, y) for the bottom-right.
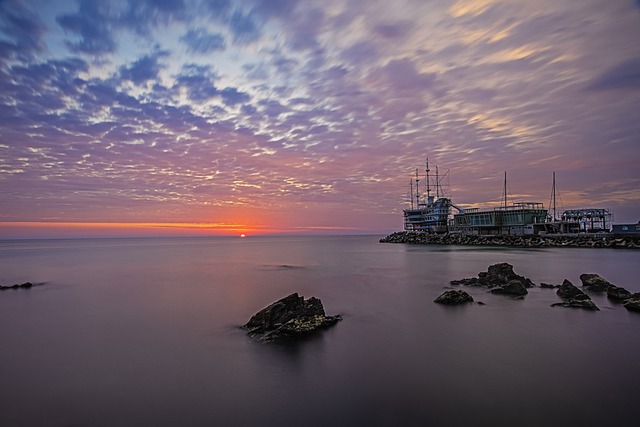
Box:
(380, 231), (640, 249)
(243, 293), (342, 342)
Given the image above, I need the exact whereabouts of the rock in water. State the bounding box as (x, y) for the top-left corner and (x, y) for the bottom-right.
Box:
(434, 290), (474, 305)
(556, 279), (590, 300)
(579, 274), (613, 292)
(607, 286), (632, 301)
(243, 293), (342, 342)
(490, 279), (528, 296)
(623, 294), (640, 312)
(450, 263), (534, 298)
(0, 282), (33, 291)
(553, 279), (599, 310)
(485, 263), (535, 288)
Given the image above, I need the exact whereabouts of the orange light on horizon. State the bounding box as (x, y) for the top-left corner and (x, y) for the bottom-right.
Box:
(0, 221), (266, 238)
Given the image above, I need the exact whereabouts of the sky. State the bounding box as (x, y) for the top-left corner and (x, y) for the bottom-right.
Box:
(1, 0), (639, 238)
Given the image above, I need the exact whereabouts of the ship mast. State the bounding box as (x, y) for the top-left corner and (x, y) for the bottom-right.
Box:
(425, 158), (431, 199)
(410, 179), (414, 209)
(435, 166), (440, 199)
(552, 171), (557, 222)
(415, 168), (420, 208)
(502, 171), (508, 208)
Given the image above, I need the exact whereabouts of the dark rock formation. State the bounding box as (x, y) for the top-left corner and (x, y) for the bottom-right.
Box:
(623, 294), (640, 312)
(490, 279), (528, 296)
(557, 279), (590, 300)
(450, 263), (534, 297)
(0, 282), (33, 291)
(579, 274), (614, 292)
(243, 293), (342, 342)
(607, 286), (632, 301)
(379, 231), (640, 249)
(554, 279), (599, 310)
(434, 290), (474, 305)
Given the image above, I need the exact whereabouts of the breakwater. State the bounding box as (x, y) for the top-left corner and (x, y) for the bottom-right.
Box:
(380, 231), (640, 249)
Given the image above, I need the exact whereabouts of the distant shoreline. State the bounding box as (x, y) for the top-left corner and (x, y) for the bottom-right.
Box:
(380, 231), (640, 249)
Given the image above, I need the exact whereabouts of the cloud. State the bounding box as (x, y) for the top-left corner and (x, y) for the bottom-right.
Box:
(252, 0), (298, 19)
(588, 57), (640, 91)
(0, 0), (47, 60)
(287, 8), (325, 51)
(2, 0), (640, 230)
(373, 21), (413, 39)
(56, 0), (191, 55)
(201, 0), (232, 17)
(180, 29), (226, 53)
(121, 0), (188, 35)
(119, 51), (168, 85)
(56, 0), (117, 54)
(219, 87), (250, 106)
(341, 41), (378, 64)
(372, 59), (439, 95)
(174, 64), (219, 101)
(229, 9), (261, 43)
(173, 64), (250, 106)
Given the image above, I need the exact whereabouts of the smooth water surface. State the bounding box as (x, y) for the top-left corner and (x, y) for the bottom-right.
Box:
(1, 236), (638, 426)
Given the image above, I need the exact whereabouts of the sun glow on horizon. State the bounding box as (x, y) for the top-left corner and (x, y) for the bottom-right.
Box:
(0, 221), (261, 238)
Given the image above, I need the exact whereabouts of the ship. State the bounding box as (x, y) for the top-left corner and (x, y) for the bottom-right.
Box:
(404, 161), (549, 236)
(403, 159), (462, 233)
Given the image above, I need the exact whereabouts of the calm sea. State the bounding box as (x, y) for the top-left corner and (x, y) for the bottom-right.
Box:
(0, 235), (638, 427)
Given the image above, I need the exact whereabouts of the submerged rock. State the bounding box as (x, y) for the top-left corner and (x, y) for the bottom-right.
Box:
(434, 290), (474, 305)
(243, 293), (342, 342)
(579, 274), (614, 292)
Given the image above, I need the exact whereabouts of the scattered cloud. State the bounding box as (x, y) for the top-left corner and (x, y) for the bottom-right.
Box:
(228, 9), (261, 44)
(119, 51), (168, 85)
(588, 57), (640, 91)
(1, 0), (639, 235)
(56, 0), (118, 54)
(180, 29), (226, 53)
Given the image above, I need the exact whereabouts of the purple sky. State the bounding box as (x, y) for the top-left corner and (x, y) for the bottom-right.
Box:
(1, 0), (640, 237)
